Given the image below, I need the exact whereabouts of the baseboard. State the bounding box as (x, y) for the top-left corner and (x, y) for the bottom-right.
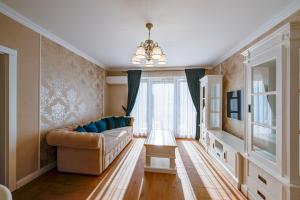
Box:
(16, 162), (56, 189)
(241, 183), (248, 197)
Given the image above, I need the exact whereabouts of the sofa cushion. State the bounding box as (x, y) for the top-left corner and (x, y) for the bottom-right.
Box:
(114, 117), (126, 128)
(95, 119), (107, 133)
(102, 127), (129, 137)
(83, 122), (98, 133)
(74, 126), (86, 132)
(102, 127), (131, 153)
(106, 117), (115, 129)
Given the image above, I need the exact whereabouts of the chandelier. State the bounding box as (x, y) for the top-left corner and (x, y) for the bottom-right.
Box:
(131, 23), (167, 67)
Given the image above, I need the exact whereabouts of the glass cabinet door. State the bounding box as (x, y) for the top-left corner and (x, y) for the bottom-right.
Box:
(251, 59), (277, 162)
(199, 83), (206, 143)
(200, 84), (206, 124)
(210, 82), (221, 128)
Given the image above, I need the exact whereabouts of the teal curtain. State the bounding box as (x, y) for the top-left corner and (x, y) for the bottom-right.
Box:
(185, 68), (205, 139)
(122, 70), (142, 116)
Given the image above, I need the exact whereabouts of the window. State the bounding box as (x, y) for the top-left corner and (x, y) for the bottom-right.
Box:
(131, 76), (196, 139)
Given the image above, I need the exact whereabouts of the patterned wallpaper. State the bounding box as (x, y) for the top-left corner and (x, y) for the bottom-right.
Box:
(40, 37), (105, 167)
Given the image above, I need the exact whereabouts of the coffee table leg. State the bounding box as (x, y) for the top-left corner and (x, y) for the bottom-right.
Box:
(146, 155), (151, 166)
(170, 158), (176, 169)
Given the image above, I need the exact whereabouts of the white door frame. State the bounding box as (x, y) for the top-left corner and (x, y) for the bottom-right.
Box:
(0, 45), (17, 191)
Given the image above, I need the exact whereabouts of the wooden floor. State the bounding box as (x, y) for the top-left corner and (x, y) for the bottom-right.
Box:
(13, 139), (246, 200)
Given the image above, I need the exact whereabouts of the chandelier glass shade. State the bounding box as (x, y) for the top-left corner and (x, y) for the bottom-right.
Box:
(132, 23), (166, 66)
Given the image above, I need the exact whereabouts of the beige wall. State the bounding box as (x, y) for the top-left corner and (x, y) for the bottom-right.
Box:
(0, 13), (40, 180)
(206, 9), (300, 139)
(105, 71), (127, 116)
(105, 84), (127, 116)
(0, 54), (8, 184)
(40, 37), (105, 167)
(0, 12), (105, 181)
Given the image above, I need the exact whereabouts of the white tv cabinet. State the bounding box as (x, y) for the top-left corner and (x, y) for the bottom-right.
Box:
(199, 75), (244, 189)
(206, 130), (244, 189)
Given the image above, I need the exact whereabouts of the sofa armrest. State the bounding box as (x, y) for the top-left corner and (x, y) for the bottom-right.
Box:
(47, 129), (103, 150)
(127, 117), (134, 126)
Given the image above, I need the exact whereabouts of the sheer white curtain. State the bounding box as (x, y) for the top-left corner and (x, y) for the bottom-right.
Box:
(152, 80), (174, 132)
(176, 79), (196, 138)
(131, 73), (196, 139)
(132, 80), (148, 136)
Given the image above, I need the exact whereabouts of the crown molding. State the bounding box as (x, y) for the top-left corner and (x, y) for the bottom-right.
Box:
(212, 0), (300, 66)
(107, 65), (211, 72)
(0, 2), (107, 69)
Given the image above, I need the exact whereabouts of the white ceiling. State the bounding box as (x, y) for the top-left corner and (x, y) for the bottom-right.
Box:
(0, 0), (297, 69)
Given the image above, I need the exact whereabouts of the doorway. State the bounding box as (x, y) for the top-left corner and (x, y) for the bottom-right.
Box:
(0, 53), (8, 185)
(0, 45), (17, 191)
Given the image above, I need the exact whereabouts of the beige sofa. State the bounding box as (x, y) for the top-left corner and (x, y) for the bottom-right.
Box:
(46, 118), (133, 175)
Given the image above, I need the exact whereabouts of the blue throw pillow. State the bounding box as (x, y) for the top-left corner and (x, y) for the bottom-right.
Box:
(74, 126), (86, 132)
(124, 117), (131, 126)
(95, 119), (107, 133)
(83, 122), (99, 133)
(114, 117), (126, 128)
(106, 117), (115, 129)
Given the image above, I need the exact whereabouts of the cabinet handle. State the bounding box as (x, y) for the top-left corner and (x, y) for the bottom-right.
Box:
(248, 104), (252, 113)
(217, 153), (220, 157)
(258, 174), (267, 185)
(224, 152), (227, 160)
(257, 190), (266, 200)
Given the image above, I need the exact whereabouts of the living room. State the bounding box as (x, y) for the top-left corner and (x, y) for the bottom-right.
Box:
(0, 1), (300, 200)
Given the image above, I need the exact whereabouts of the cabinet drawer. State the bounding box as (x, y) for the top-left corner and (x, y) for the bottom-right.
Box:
(248, 162), (282, 199)
(248, 177), (273, 200)
(223, 146), (235, 173)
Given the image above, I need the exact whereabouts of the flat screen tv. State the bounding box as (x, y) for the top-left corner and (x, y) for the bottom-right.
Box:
(227, 90), (243, 120)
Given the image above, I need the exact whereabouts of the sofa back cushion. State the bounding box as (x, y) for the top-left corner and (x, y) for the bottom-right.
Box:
(83, 122), (99, 133)
(106, 117), (115, 129)
(95, 119), (107, 133)
(114, 117), (126, 128)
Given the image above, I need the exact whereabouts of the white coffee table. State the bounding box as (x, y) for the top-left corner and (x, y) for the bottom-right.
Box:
(144, 130), (177, 174)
